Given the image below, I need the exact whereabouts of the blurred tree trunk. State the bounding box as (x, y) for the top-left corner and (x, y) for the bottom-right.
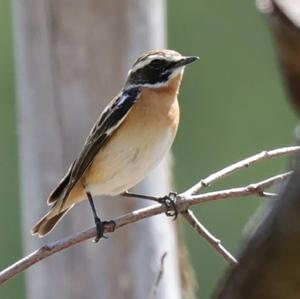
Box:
(13, 1), (182, 298)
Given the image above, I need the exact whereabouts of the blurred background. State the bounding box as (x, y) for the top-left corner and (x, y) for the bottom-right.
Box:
(0, 1), (297, 299)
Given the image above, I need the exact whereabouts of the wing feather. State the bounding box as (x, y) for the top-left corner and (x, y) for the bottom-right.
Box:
(52, 87), (141, 208)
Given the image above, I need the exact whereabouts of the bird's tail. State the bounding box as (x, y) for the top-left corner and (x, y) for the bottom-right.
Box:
(31, 182), (85, 237)
(31, 206), (72, 237)
(31, 159), (87, 237)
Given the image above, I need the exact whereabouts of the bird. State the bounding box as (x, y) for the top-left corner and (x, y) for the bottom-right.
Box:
(31, 49), (199, 241)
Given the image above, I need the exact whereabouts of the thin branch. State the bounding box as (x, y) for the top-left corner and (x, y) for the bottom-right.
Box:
(179, 172), (290, 264)
(0, 205), (158, 285)
(182, 146), (300, 196)
(183, 171), (292, 205)
(0, 170), (291, 285)
(181, 210), (238, 265)
(149, 252), (168, 299)
(260, 192), (277, 197)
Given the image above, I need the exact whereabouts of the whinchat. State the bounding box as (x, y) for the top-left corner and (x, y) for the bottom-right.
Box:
(32, 49), (199, 241)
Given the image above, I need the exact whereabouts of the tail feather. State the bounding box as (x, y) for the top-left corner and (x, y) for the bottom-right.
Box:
(34, 161), (84, 236)
(47, 174), (71, 206)
(47, 160), (76, 206)
(31, 208), (70, 237)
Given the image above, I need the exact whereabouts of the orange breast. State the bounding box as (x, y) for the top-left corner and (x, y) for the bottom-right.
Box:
(83, 74), (182, 196)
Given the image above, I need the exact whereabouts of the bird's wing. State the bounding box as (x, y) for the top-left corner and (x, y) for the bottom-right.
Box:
(49, 87), (141, 207)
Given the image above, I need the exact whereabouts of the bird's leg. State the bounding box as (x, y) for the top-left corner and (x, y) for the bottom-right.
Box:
(122, 191), (178, 220)
(86, 191), (104, 242)
(86, 191), (116, 242)
(122, 191), (160, 202)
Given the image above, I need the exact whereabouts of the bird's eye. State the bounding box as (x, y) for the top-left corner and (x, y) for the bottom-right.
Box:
(150, 59), (164, 70)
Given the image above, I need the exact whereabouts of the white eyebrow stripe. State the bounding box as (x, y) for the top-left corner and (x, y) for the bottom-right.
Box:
(130, 55), (182, 73)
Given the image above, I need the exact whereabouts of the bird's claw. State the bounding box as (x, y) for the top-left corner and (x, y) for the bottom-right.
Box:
(158, 192), (178, 220)
(93, 218), (116, 243)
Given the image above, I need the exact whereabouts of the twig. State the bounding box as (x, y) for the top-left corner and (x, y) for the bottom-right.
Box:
(180, 147), (297, 267)
(0, 171), (291, 285)
(123, 172), (290, 264)
(183, 171), (291, 205)
(149, 252), (168, 299)
(182, 146), (300, 196)
(181, 210), (238, 265)
(179, 172), (291, 264)
(179, 171), (288, 266)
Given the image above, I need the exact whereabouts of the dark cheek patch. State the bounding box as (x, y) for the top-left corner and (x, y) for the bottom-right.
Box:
(129, 67), (171, 85)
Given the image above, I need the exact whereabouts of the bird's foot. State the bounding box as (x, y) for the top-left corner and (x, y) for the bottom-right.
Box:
(158, 192), (178, 220)
(93, 218), (116, 243)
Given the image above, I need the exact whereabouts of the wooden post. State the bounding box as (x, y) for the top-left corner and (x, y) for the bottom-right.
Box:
(13, 0), (181, 298)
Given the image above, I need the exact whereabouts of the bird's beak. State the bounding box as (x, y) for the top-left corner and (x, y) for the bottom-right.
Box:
(175, 56), (199, 67)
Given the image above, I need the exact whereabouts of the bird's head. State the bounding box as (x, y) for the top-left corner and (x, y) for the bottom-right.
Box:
(125, 49), (199, 88)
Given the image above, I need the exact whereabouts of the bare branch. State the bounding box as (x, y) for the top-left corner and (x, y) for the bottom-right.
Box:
(0, 146), (296, 286)
(0, 170), (290, 285)
(181, 210), (238, 265)
(182, 146), (299, 196)
(179, 172), (290, 264)
(183, 171), (291, 206)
